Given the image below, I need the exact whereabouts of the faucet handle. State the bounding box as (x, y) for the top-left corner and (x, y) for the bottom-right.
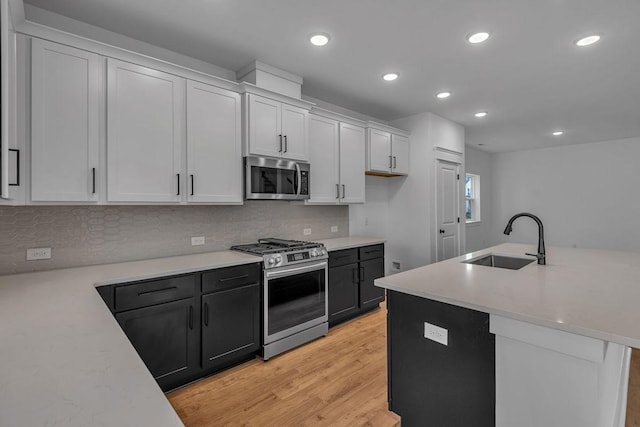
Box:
(525, 252), (542, 259)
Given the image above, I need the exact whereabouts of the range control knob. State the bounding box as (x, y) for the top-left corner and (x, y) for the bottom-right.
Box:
(310, 249), (319, 257)
(267, 256), (276, 265)
(275, 255), (283, 264)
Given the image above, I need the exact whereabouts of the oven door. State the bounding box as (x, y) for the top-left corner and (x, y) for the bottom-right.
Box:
(263, 261), (328, 344)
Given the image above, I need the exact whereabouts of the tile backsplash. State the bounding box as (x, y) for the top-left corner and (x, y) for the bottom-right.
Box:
(0, 202), (349, 275)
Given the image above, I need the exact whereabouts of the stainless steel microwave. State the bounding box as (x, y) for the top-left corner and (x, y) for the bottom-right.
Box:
(245, 156), (310, 200)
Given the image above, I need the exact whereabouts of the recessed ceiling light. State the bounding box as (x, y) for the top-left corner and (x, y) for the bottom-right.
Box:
(382, 73), (399, 81)
(575, 34), (601, 47)
(552, 130), (564, 136)
(467, 32), (490, 44)
(309, 33), (330, 46)
(474, 111), (488, 118)
(436, 91), (452, 99)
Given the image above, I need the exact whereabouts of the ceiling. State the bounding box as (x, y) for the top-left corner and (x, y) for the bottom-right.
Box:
(22, 0), (640, 153)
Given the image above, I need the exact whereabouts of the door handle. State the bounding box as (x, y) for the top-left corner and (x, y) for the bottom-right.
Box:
(284, 135), (288, 153)
(336, 183), (340, 199)
(389, 155), (393, 169)
(204, 302), (209, 326)
(188, 305), (194, 330)
(278, 134), (283, 152)
(92, 168), (96, 194)
(393, 156), (397, 169)
(342, 184), (346, 199)
(190, 174), (195, 196)
(8, 149), (20, 186)
(439, 229), (445, 234)
(359, 266), (364, 283)
(176, 173), (180, 196)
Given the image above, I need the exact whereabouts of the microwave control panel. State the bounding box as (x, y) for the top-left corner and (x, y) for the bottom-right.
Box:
(300, 170), (309, 195)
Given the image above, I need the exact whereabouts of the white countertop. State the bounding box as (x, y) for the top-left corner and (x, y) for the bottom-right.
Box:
(0, 250), (261, 427)
(376, 243), (640, 348)
(318, 236), (385, 251)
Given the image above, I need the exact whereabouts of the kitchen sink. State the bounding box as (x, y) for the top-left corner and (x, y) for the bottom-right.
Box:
(462, 254), (535, 270)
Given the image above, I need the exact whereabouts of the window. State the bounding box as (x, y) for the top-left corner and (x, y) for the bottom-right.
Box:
(465, 174), (481, 223)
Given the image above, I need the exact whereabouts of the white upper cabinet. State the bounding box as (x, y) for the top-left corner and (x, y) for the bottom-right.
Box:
(31, 39), (100, 202)
(307, 113), (364, 205)
(247, 94), (308, 161)
(366, 126), (410, 176)
(338, 123), (365, 203)
(106, 58), (184, 202)
(186, 81), (242, 204)
(308, 114), (339, 204)
(390, 134), (409, 175)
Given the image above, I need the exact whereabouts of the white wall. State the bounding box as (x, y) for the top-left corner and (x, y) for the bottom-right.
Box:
(465, 146), (494, 252)
(491, 137), (640, 253)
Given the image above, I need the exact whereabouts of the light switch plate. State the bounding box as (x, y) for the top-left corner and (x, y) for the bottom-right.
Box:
(424, 322), (448, 346)
(303, 228), (312, 236)
(191, 236), (205, 246)
(331, 226), (338, 233)
(26, 247), (51, 261)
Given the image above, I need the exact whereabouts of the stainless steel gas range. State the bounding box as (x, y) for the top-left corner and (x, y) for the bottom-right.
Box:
(231, 238), (328, 360)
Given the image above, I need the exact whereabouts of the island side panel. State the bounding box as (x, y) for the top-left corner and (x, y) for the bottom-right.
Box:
(387, 290), (495, 427)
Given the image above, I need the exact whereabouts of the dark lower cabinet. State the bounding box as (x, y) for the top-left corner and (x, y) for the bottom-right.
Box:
(116, 297), (200, 391)
(329, 244), (385, 326)
(98, 263), (262, 391)
(328, 262), (360, 324)
(202, 283), (260, 370)
(387, 290), (495, 427)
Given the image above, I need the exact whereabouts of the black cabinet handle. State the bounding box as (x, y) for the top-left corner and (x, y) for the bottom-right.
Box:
(188, 305), (194, 330)
(352, 268), (359, 284)
(137, 286), (177, 297)
(342, 184), (346, 199)
(284, 135), (288, 153)
(92, 168), (96, 194)
(8, 149), (19, 186)
(336, 183), (340, 199)
(177, 174), (180, 196)
(278, 134), (283, 152)
(393, 156), (397, 169)
(190, 174), (195, 196)
(439, 229), (445, 234)
(204, 302), (209, 326)
(360, 266), (364, 283)
(389, 155), (392, 169)
(219, 274), (249, 283)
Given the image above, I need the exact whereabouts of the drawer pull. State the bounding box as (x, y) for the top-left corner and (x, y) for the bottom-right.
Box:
(188, 305), (194, 330)
(218, 274), (249, 283)
(137, 286), (177, 297)
(364, 250), (379, 254)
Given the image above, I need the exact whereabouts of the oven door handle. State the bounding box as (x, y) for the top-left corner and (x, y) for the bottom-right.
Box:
(265, 261), (327, 279)
(294, 162), (302, 198)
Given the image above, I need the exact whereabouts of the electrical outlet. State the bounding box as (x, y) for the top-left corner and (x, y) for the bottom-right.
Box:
(392, 261), (401, 271)
(424, 322), (448, 346)
(26, 247), (51, 261)
(303, 228), (312, 236)
(191, 236), (205, 246)
(331, 226), (338, 233)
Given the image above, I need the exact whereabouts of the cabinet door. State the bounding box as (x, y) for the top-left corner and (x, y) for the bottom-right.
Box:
(202, 284), (260, 370)
(281, 103), (308, 161)
(359, 257), (385, 310)
(186, 81), (242, 203)
(339, 123), (365, 204)
(248, 94), (281, 158)
(116, 297), (199, 391)
(367, 128), (391, 173)
(31, 39), (100, 202)
(107, 58), (184, 202)
(391, 134), (410, 175)
(328, 262), (359, 325)
(307, 114), (339, 204)
(388, 291), (495, 426)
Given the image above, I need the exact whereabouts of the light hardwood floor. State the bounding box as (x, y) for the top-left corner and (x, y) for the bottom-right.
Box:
(167, 305), (400, 427)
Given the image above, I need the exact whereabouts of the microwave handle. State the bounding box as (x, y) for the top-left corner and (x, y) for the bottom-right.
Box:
(295, 162), (302, 198)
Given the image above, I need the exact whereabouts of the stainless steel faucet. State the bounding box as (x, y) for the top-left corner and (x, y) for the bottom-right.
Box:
(503, 213), (546, 265)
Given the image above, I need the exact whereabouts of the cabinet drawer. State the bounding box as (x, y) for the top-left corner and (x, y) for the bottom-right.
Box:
(114, 274), (197, 312)
(202, 263), (261, 294)
(359, 244), (384, 261)
(329, 248), (359, 267)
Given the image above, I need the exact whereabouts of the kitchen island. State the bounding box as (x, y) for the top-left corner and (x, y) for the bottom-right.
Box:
(376, 243), (640, 427)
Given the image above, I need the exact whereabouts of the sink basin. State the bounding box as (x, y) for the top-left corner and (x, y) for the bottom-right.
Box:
(462, 254), (535, 270)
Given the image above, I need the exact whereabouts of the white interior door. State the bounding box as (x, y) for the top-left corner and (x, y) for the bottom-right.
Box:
(436, 160), (460, 261)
